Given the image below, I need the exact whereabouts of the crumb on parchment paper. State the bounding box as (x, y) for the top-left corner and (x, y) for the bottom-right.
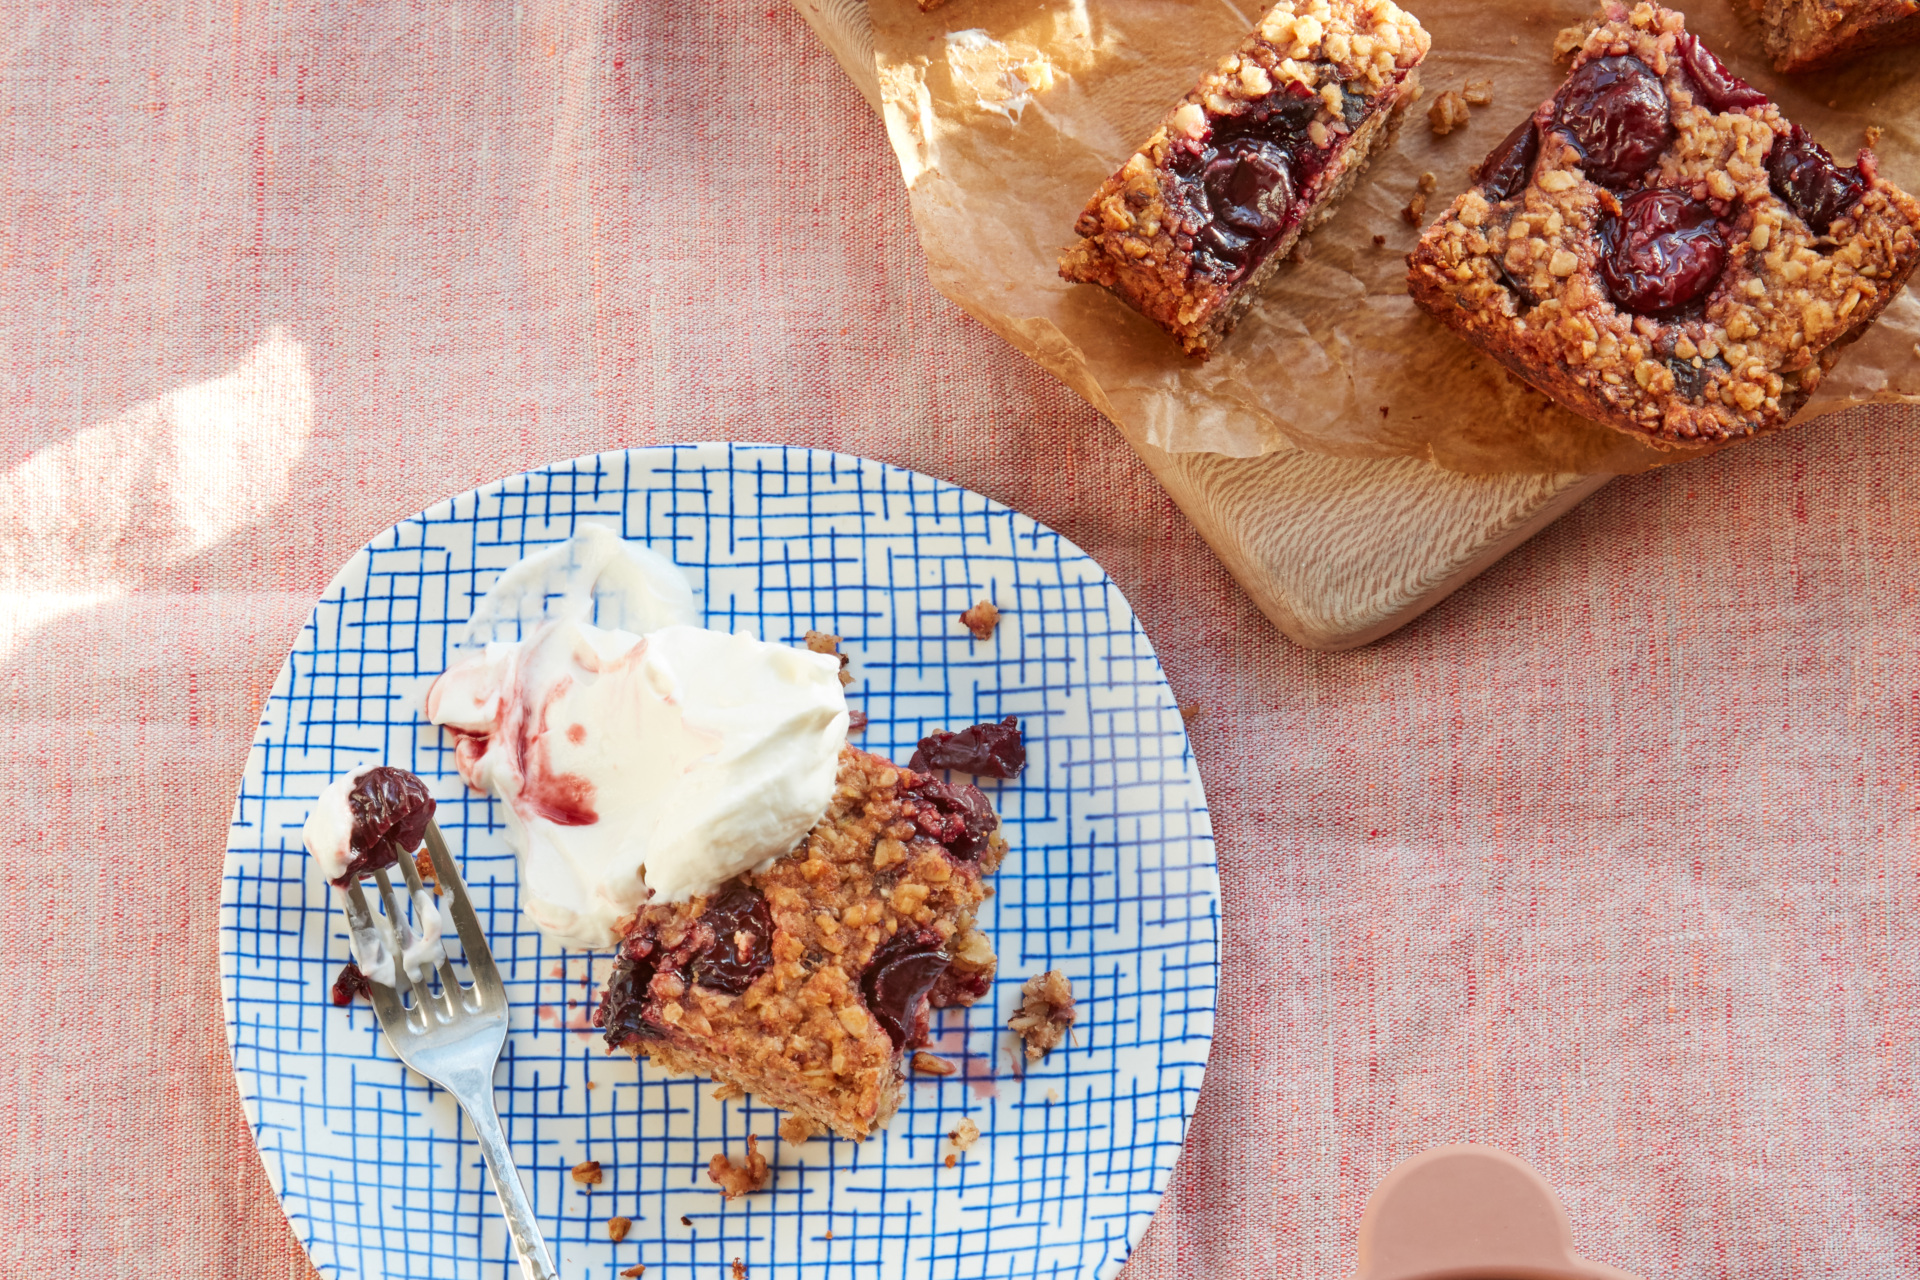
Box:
(1427, 89), (1469, 136)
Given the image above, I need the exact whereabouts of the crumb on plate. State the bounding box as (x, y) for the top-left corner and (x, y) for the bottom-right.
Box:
(1010, 970), (1077, 1061)
(804, 630), (856, 687)
(708, 1135), (770, 1200)
(912, 1051), (958, 1076)
(949, 1116), (980, 1151)
(959, 599), (1001, 641)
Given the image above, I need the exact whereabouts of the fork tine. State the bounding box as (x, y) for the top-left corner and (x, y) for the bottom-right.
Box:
(422, 820), (505, 1004)
(371, 868), (430, 1021)
(340, 878), (409, 1029)
(392, 849), (457, 1018)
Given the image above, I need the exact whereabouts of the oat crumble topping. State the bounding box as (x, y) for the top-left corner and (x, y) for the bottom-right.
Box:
(1009, 969), (1078, 1061)
(1407, 1), (1920, 450)
(596, 747), (1006, 1141)
(708, 1135), (771, 1200)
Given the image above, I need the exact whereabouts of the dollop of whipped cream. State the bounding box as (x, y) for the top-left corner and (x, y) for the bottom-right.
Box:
(302, 764), (373, 883)
(424, 527), (850, 949)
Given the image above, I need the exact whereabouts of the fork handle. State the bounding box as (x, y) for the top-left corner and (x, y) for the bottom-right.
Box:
(462, 1087), (560, 1280)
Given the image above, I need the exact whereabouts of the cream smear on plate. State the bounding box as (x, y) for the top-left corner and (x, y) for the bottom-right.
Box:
(423, 526), (850, 950)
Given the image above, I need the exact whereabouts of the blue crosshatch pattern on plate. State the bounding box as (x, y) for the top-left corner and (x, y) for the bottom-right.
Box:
(220, 444), (1219, 1280)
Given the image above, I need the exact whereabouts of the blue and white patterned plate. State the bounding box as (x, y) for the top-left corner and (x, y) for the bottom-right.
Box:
(221, 444), (1219, 1280)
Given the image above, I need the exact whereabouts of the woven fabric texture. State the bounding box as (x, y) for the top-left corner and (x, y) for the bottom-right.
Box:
(3, 1), (1919, 1277)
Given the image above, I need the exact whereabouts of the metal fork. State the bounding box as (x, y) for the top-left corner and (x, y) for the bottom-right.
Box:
(340, 820), (559, 1280)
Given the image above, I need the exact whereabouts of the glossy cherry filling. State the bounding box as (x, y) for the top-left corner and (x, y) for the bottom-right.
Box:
(1768, 124), (1869, 236)
(595, 881), (778, 1047)
(909, 715), (1025, 778)
(1168, 78), (1380, 278)
(1674, 32), (1768, 114)
(685, 883), (775, 996)
(596, 940), (666, 1047)
(1552, 56), (1672, 191)
(1601, 188), (1730, 317)
(859, 928), (952, 1050)
(903, 776), (998, 862)
(1475, 117), (1541, 202)
(334, 766), (435, 886)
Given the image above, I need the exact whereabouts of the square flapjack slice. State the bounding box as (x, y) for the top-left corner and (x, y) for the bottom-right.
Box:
(594, 746), (1004, 1141)
(1407, 2), (1920, 451)
(1058, 0), (1430, 359)
(1760, 0), (1920, 72)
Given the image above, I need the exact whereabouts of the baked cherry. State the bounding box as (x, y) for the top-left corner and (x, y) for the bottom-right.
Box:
(1338, 85), (1369, 128)
(1182, 83), (1323, 273)
(685, 882), (774, 995)
(1768, 123), (1867, 235)
(1216, 80), (1321, 151)
(1495, 261), (1539, 312)
(903, 776), (998, 861)
(1200, 222), (1255, 267)
(1674, 32), (1768, 114)
(1475, 117), (1540, 201)
(596, 941), (665, 1047)
(859, 928), (952, 1049)
(1668, 353), (1732, 402)
(331, 962), (373, 1006)
(909, 715), (1026, 778)
(1203, 140), (1294, 237)
(1600, 188), (1729, 316)
(335, 766), (435, 886)
(1554, 56), (1673, 190)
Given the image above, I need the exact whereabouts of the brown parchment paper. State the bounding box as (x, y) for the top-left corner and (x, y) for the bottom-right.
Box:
(870, 0), (1920, 474)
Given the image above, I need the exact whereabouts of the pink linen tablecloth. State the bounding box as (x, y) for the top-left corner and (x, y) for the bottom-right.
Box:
(5, 2), (1920, 1277)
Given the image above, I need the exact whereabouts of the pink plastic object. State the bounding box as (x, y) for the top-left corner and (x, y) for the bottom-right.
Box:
(1353, 1145), (1643, 1280)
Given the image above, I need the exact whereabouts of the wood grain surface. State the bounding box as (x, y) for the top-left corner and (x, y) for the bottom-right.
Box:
(793, 0), (1611, 650)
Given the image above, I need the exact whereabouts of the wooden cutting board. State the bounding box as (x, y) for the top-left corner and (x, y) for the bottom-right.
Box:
(794, 0), (1611, 651)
